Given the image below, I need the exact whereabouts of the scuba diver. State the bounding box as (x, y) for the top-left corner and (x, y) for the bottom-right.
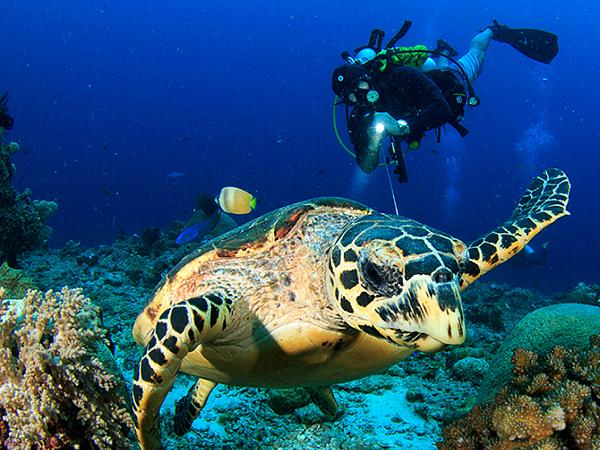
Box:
(332, 20), (559, 182)
(0, 92), (15, 130)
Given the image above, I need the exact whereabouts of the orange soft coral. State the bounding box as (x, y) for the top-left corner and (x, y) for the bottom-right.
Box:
(438, 335), (600, 449)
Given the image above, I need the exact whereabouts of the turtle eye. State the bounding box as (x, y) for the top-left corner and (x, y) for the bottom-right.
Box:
(358, 253), (404, 297)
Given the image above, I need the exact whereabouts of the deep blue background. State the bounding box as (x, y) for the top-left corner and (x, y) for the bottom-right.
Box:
(1, 1), (598, 291)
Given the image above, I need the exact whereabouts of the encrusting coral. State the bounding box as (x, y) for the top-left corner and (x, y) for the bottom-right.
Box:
(0, 287), (134, 449)
(437, 334), (600, 449)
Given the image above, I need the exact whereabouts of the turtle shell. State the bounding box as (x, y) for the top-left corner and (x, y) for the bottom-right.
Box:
(158, 197), (371, 296)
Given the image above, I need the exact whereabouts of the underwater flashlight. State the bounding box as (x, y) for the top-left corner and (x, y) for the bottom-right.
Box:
(374, 121), (385, 134)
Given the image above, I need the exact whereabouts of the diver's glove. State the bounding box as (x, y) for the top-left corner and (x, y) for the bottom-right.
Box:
(372, 112), (410, 136)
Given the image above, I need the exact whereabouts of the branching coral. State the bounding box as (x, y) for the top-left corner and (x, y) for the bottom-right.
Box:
(438, 335), (600, 449)
(0, 287), (134, 449)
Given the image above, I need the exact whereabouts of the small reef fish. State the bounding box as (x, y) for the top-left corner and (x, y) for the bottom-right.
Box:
(176, 210), (221, 245)
(218, 187), (257, 215)
(176, 188), (256, 245)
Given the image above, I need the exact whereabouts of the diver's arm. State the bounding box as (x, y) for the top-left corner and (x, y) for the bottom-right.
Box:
(391, 67), (453, 136)
(371, 112), (410, 136)
(347, 108), (381, 173)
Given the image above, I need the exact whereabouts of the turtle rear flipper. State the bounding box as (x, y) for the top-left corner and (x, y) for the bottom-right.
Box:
(461, 168), (570, 288)
(174, 378), (217, 436)
(308, 386), (340, 419)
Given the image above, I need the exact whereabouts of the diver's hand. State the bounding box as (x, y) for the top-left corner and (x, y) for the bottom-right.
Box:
(394, 119), (411, 137)
(372, 113), (410, 136)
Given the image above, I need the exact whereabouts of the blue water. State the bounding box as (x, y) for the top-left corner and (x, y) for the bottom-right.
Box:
(1, 1), (598, 292)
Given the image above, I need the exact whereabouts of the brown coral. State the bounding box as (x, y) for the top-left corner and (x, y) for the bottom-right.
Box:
(492, 394), (554, 441)
(438, 335), (600, 450)
(0, 287), (134, 449)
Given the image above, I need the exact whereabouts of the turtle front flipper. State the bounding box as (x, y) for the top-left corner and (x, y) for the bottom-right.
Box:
(132, 294), (232, 450)
(173, 378), (217, 436)
(461, 168), (570, 288)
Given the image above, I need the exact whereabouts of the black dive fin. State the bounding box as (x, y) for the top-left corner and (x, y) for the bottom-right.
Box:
(490, 20), (558, 64)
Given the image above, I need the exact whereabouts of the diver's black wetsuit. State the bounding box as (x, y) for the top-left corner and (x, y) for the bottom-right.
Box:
(348, 66), (455, 151)
(376, 66), (453, 137)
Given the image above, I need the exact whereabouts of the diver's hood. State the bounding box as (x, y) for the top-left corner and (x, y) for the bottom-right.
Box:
(332, 64), (370, 99)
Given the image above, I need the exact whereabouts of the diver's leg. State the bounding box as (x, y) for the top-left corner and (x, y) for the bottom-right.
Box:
(356, 143), (380, 174)
(424, 39), (459, 71)
(457, 28), (494, 84)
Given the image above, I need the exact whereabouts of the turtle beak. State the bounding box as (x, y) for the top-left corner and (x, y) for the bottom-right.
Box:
(375, 275), (466, 347)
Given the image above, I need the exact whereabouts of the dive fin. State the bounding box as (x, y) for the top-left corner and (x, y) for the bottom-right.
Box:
(490, 20), (558, 64)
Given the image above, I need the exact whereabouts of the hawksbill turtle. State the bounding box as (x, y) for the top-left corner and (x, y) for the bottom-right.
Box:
(131, 168), (570, 449)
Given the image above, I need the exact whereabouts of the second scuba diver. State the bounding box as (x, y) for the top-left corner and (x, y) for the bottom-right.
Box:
(331, 20), (559, 182)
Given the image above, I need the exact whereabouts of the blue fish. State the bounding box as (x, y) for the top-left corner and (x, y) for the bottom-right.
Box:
(176, 210), (221, 245)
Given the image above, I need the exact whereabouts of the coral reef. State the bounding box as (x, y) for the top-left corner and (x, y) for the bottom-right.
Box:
(266, 388), (313, 415)
(555, 282), (600, 306)
(438, 334), (600, 449)
(0, 261), (38, 298)
(0, 287), (133, 449)
(465, 303), (506, 331)
(0, 134), (57, 265)
(478, 303), (600, 403)
(449, 357), (490, 383)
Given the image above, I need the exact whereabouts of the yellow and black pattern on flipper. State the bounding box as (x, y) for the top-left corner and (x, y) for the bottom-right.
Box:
(461, 168), (570, 288)
(131, 293), (232, 450)
(173, 378), (217, 436)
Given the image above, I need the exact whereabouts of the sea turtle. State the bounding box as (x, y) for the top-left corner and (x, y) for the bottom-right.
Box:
(131, 168), (570, 449)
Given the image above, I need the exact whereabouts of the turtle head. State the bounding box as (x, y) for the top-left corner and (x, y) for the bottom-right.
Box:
(326, 215), (469, 353)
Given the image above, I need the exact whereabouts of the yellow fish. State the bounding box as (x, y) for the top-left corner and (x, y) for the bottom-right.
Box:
(217, 187), (257, 215)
